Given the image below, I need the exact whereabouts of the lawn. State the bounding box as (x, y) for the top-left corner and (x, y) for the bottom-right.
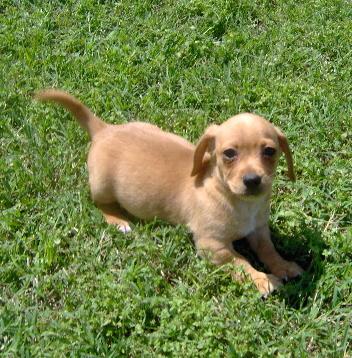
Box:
(1, 0), (352, 356)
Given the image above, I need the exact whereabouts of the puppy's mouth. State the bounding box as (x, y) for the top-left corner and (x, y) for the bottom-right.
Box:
(239, 187), (266, 201)
(243, 187), (263, 197)
(227, 184), (268, 200)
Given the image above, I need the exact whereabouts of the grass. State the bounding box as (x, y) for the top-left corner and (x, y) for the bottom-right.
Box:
(1, 0), (352, 356)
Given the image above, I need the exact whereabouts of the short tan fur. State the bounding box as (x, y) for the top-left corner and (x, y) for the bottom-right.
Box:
(35, 90), (303, 296)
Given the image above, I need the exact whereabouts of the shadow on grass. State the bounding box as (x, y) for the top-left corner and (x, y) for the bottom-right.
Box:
(121, 216), (326, 308)
(233, 221), (326, 308)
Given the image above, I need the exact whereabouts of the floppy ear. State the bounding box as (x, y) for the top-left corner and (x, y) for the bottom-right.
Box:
(275, 127), (295, 181)
(191, 125), (218, 176)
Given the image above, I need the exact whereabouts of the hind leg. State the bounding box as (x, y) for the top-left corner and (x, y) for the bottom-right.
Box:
(96, 203), (132, 233)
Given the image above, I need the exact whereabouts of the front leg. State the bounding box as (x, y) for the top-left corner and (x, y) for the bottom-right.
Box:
(196, 238), (282, 296)
(247, 225), (304, 280)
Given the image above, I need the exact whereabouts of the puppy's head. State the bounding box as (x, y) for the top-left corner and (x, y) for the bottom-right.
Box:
(192, 113), (295, 200)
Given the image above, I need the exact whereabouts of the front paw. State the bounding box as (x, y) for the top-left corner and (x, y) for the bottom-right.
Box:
(271, 260), (304, 280)
(253, 273), (282, 297)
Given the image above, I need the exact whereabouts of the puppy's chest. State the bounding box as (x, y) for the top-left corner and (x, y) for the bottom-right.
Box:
(225, 202), (263, 239)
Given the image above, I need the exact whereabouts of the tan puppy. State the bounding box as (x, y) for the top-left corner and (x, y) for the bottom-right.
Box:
(35, 89), (303, 296)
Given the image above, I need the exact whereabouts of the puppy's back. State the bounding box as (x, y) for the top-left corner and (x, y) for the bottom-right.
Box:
(88, 122), (195, 223)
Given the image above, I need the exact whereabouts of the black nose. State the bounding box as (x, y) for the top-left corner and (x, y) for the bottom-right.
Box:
(243, 173), (262, 189)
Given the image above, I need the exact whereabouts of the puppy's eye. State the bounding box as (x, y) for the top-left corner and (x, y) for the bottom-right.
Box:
(263, 147), (276, 157)
(223, 148), (237, 160)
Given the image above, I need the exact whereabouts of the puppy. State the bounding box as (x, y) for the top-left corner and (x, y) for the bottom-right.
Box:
(35, 89), (303, 296)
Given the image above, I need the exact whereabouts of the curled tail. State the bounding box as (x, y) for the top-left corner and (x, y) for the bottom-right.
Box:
(34, 89), (106, 139)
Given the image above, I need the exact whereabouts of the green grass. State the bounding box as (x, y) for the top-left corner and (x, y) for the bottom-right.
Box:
(1, 0), (352, 356)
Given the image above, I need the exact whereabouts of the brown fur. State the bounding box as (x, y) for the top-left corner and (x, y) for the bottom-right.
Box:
(35, 89), (303, 296)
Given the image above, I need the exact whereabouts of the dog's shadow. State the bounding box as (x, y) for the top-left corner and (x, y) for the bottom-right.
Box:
(233, 222), (326, 308)
(130, 217), (325, 308)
